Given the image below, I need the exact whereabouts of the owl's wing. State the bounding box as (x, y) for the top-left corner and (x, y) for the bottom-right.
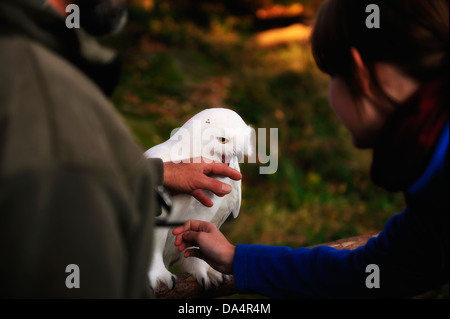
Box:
(209, 178), (240, 228)
(232, 179), (241, 219)
(230, 159), (241, 219)
(210, 159), (242, 228)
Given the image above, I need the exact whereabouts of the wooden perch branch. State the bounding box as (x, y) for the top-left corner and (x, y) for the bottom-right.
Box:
(154, 232), (380, 299)
(155, 273), (236, 299)
(308, 231), (380, 250)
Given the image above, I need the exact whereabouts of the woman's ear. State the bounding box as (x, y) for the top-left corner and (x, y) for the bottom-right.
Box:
(350, 47), (372, 96)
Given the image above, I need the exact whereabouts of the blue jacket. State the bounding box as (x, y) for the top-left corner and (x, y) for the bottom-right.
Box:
(233, 121), (449, 298)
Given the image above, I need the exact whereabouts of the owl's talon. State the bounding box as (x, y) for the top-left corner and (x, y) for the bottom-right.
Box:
(169, 275), (176, 291)
(201, 277), (206, 290)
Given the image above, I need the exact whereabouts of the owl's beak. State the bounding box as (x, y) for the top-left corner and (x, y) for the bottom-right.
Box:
(221, 155), (230, 166)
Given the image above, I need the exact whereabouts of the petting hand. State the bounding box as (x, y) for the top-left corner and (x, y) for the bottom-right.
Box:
(163, 157), (242, 207)
(173, 220), (235, 275)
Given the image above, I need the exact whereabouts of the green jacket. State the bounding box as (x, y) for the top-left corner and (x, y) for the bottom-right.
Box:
(0, 0), (162, 298)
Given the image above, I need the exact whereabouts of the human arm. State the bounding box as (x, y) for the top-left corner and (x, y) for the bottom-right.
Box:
(172, 220), (366, 298)
(174, 207), (448, 298)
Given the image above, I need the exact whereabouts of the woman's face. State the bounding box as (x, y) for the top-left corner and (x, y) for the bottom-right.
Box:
(328, 63), (420, 149)
(328, 76), (391, 149)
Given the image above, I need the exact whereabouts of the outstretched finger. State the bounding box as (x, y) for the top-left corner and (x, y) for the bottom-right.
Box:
(172, 220), (212, 236)
(192, 177), (232, 199)
(174, 234), (197, 252)
(190, 189), (214, 207)
(173, 220), (194, 236)
(174, 230), (200, 252)
(203, 162), (242, 181)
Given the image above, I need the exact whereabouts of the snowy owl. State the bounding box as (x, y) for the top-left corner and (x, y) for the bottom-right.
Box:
(145, 108), (254, 290)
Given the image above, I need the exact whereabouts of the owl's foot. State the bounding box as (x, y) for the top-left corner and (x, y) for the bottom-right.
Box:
(181, 256), (225, 290)
(149, 266), (176, 291)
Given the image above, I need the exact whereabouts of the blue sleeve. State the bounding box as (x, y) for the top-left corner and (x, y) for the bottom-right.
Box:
(234, 243), (365, 298)
(234, 207), (448, 298)
(233, 121), (449, 299)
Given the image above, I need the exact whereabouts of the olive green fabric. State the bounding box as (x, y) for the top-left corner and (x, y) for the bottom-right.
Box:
(0, 0), (162, 298)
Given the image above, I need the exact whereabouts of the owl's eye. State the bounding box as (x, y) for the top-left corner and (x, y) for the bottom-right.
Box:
(217, 137), (229, 144)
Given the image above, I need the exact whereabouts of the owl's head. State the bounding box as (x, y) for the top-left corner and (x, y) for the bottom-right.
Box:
(173, 108), (254, 165)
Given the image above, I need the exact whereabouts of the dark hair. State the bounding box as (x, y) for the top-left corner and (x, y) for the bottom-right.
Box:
(311, 0), (449, 98)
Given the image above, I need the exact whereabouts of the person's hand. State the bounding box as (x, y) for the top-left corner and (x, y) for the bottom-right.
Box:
(163, 157), (242, 207)
(173, 220), (235, 275)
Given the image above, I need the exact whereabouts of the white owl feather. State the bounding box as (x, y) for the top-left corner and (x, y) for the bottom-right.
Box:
(145, 108), (253, 290)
